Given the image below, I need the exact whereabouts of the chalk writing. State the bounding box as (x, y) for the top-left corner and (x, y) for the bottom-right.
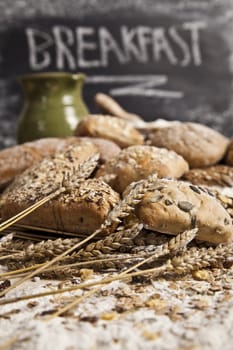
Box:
(25, 21), (206, 70)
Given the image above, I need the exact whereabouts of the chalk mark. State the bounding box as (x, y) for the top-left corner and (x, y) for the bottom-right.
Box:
(86, 75), (184, 99)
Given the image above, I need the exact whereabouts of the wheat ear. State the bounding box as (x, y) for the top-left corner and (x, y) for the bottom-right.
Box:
(0, 237), (81, 263)
(62, 153), (99, 190)
(72, 222), (143, 259)
(44, 229), (196, 319)
(170, 242), (233, 274)
(100, 174), (158, 234)
(0, 233), (14, 250)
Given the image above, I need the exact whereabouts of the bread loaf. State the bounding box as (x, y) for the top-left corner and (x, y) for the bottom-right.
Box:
(0, 142), (121, 234)
(1, 178), (119, 235)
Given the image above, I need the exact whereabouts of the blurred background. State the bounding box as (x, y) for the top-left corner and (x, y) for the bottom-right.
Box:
(0, 0), (233, 148)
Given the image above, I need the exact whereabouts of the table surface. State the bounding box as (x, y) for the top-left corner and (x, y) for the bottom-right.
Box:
(0, 266), (233, 350)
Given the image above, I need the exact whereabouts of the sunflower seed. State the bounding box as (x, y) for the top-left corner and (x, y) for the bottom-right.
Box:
(178, 201), (193, 212)
(189, 185), (201, 194)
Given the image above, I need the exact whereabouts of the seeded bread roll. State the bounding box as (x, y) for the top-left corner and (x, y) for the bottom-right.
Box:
(74, 115), (144, 148)
(224, 140), (233, 166)
(182, 165), (233, 187)
(134, 178), (233, 244)
(0, 144), (119, 234)
(0, 143), (99, 204)
(147, 122), (229, 168)
(0, 178), (119, 234)
(95, 145), (189, 193)
(0, 137), (100, 189)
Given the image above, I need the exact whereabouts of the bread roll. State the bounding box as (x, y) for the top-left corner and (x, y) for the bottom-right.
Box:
(147, 122), (229, 168)
(0, 143), (99, 204)
(75, 115), (144, 148)
(64, 137), (121, 163)
(0, 144), (42, 190)
(134, 178), (233, 244)
(224, 140), (233, 166)
(96, 145), (189, 193)
(0, 136), (119, 190)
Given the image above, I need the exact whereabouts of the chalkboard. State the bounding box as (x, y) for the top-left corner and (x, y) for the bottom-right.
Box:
(0, 0), (233, 148)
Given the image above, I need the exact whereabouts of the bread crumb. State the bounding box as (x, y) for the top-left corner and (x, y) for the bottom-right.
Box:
(80, 269), (94, 281)
(142, 330), (160, 341)
(101, 311), (118, 321)
(192, 270), (212, 281)
(145, 298), (168, 314)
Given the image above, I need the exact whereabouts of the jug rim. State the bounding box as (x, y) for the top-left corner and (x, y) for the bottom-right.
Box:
(19, 72), (86, 80)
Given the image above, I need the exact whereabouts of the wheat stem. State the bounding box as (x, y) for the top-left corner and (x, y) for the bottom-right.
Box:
(0, 263), (172, 307)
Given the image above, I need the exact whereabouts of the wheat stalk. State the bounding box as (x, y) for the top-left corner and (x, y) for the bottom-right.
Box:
(0, 227), (142, 269)
(2, 241), (233, 309)
(71, 222), (143, 259)
(100, 174), (158, 235)
(121, 229), (197, 276)
(0, 263), (171, 307)
(0, 254), (143, 280)
(0, 226), (104, 298)
(44, 229), (196, 319)
(0, 237), (81, 263)
(61, 153), (99, 190)
(170, 242), (233, 274)
(3, 251), (144, 274)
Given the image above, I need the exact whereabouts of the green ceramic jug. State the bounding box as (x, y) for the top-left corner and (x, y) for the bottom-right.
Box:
(17, 72), (89, 143)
